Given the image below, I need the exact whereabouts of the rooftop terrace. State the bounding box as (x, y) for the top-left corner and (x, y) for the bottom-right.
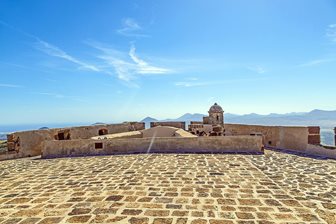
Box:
(0, 150), (335, 223)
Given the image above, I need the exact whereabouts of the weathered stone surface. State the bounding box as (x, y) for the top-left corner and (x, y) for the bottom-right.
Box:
(66, 215), (91, 223)
(0, 151), (335, 223)
(68, 208), (91, 216)
(152, 218), (173, 224)
(121, 209), (143, 215)
(128, 217), (149, 224)
(105, 195), (123, 201)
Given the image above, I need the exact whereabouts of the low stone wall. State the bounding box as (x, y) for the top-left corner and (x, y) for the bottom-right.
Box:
(150, 122), (186, 130)
(306, 144), (336, 159)
(91, 131), (143, 140)
(278, 126), (309, 150)
(268, 144), (336, 160)
(1, 122), (145, 161)
(42, 136), (263, 159)
(225, 124), (309, 150)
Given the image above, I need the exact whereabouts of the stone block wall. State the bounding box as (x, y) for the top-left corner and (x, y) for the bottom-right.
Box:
(190, 121), (203, 125)
(150, 122), (186, 130)
(308, 126), (320, 145)
(42, 136), (263, 159)
(225, 124), (280, 147)
(225, 124), (309, 150)
(278, 127), (309, 150)
(1, 122), (145, 161)
(203, 116), (209, 124)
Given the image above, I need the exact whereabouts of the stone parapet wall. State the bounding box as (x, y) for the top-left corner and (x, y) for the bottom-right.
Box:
(190, 121), (203, 125)
(150, 122), (186, 130)
(301, 144), (336, 159)
(42, 136), (263, 159)
(1, 122), (145, 161)
(225, 124), (309, 150)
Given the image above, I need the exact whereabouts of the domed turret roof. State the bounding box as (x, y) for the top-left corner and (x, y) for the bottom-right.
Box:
(209, 103), (224, 113)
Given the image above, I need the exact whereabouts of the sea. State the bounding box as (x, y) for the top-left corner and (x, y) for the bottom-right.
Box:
(320, 129), (335, 146)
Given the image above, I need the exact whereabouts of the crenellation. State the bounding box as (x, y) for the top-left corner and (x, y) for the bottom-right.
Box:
(307, 126), (321, 145)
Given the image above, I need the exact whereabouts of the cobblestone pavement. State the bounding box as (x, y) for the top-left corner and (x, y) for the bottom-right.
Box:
(0, 150), (335, 224)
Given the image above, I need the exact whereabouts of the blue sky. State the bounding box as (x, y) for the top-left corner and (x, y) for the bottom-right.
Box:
(0, 0), (336, 125)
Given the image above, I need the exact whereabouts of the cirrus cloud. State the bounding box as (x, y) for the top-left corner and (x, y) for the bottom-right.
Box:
(117, 18), (149, 38)
(326, 24), (336, 42)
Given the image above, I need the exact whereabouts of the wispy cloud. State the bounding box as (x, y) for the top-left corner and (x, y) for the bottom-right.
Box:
(34, 92), (87, 102)
(116, 18), (149, 37)
(129, 45), (170, 74)
(186, 77), (199, 81)
(0, 20), (38, 40)
(326, 24), (336, 42)
(247, 65), (266, 74)
(298, 58), (336, 67)
(35, 40), (100, 72)
(175, 81), (210, 87)
(89, 41), (171, 83)
(299, 24), (336, 67)
(175, 77), (268, 88)
(0, 20), (100, 73)
(0, 83), (23, 88)
(36, 92), (65, 98)
(2, 20), (170, 87)
(0, 60), (55, 74)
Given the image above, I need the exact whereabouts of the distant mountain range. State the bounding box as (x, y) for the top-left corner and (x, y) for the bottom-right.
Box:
(141, 109), (336, 145)
(141, 109), (336, 130)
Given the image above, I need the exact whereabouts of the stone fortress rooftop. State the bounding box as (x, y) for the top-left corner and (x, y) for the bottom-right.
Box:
(0, 150), (335, 223)
(0, 103), (335, 223)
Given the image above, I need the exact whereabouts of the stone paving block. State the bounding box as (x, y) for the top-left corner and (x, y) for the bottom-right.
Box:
(128, 217), (149, 224)
(152, 218), (173, 224)
(67, 215), (91, 223)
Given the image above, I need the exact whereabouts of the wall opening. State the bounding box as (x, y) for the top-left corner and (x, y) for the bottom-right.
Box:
(55, 130), (71, 140)
(98, 129), (108, 136)
(268, 141), (272, 145)
(216, 115), (219, 121)
(95, 142), (103, 149)
(58, 133), (65, 140)
(16, 137), (20, 147)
